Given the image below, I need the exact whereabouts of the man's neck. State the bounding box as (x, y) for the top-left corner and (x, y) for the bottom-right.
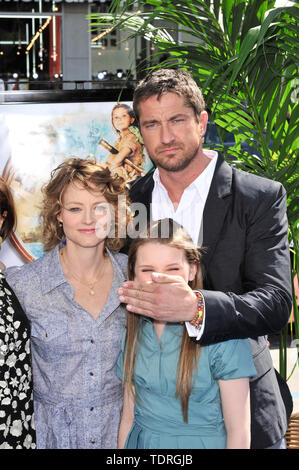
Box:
(158, 150), (211, 204)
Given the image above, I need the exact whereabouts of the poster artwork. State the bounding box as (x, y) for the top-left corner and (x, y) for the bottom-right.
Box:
(0, 101), (152, 264)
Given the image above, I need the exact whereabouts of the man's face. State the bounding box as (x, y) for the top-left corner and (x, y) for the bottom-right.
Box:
(138, 92), (207, 172)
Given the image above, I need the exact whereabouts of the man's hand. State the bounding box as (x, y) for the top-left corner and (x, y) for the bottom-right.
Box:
(118, 272), (198, 323)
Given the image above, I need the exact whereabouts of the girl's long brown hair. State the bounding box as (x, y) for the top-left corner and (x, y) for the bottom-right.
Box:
(124, 218), (203, 423)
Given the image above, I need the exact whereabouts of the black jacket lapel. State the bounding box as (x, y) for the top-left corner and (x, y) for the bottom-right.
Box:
(129, 171), (154, 212)
(129, 157), (233, 271)
(202, 155), (233, 270)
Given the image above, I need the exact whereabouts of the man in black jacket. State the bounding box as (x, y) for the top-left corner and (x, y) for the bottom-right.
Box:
(118, 69), (293, 448)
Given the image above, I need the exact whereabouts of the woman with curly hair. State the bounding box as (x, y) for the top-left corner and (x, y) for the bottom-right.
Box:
(5, 157), (131, 449)
(118, 219), (256, 449)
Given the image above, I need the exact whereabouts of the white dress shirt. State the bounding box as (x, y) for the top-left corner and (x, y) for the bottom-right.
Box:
(151, 150), (218, 339)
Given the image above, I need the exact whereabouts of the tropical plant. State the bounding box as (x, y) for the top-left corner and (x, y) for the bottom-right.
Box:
(88, 0), (299, 379)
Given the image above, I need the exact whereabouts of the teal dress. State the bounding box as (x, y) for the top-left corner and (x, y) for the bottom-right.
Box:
(117, 318), (256, 449)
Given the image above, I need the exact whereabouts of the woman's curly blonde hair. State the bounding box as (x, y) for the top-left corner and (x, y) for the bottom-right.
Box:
(40, 156), (131, 252)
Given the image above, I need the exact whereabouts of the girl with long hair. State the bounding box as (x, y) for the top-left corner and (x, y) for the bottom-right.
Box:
(118, 218), (256, 449)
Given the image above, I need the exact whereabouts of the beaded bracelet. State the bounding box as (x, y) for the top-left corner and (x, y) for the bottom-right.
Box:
(189, 291), (205, 329)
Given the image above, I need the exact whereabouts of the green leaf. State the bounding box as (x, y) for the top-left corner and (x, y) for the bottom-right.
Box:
(228, 26), (260, 90)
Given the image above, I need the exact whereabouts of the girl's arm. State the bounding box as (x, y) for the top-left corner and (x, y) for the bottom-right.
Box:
(219, 377), (251, 449)
(118, 383), (135, 449)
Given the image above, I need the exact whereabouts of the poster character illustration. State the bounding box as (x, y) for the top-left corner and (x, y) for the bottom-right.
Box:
(0, 101), (151, 264)
(102, 103), (145, 180)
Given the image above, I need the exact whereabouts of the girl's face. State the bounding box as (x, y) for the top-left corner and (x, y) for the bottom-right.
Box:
(112, 107), (134, 132)
(134, 242), (197, 284)
(57, 181), (112, 249)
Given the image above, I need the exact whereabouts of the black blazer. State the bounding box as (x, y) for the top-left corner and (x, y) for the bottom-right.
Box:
(128, 154), (293, 448)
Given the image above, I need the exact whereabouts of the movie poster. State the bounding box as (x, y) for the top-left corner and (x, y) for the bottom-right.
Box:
(0, 100), (152, 266)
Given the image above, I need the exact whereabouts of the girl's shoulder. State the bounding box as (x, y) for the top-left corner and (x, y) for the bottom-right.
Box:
(121, 132), (138, 145)
(206, 338), (256, 380)
(207, 338), (252, 362)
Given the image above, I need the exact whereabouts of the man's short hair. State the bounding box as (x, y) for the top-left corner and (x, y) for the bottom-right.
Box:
(133, 68), (205, 122)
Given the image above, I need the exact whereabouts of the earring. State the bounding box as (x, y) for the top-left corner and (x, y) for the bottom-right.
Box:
(0, 235), (2, 250)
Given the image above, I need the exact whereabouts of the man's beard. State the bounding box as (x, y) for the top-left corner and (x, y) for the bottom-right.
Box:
(151, 144), (200, 172)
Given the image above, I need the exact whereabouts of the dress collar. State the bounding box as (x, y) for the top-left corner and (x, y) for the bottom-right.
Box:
(40, 245), (66, 295)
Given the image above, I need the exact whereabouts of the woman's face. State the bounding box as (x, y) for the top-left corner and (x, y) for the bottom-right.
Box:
(57, 181), (113, 249)
(134, 242), (197, 284)
(112, 107), (134, 132)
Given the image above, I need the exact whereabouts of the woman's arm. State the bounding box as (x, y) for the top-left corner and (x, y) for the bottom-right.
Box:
(118, 383), (135, 449)
(219, 377), (251, 449)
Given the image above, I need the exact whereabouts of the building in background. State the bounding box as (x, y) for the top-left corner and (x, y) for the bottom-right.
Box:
(0, 0), (164, 89)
